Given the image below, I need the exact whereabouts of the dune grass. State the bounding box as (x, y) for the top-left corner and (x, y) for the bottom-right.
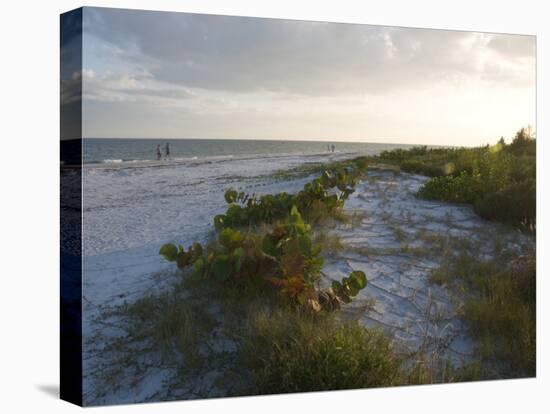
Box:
(429, 250), (536, 378)
(123, 291), (216, 371)
(240, 307), (402, 394)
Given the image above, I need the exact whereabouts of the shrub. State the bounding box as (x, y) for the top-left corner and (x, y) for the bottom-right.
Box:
(474, 180), (535, 229)
(417, 172), (482, 204)
(391, 129), (538, 230)
(400, 160), (442, 177)
(508, 128), (536, 156)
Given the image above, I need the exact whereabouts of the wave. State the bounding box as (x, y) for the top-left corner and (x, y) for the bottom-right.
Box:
(83, 150), (360, 171)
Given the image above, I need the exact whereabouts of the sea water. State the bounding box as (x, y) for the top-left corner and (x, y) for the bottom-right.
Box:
(82, 138), (410, 165)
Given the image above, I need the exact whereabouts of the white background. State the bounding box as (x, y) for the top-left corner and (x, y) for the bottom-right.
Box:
(0, 0), (547, 412)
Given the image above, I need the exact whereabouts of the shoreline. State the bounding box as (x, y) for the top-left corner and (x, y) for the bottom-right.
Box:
(81, 150), (354, 170)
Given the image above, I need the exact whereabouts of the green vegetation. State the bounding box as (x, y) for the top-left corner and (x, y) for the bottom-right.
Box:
(160, 157), (371, 311)
(378, 128), (536, 230)
(240, 308), (401, 393)
(157, 152), (408, 393)
(328, 131), (535, 382)
(94, 132), (535, 398)
(430, 249), (536, 378)
(152, 156), (421, 393)
(124, 291), (214, 369)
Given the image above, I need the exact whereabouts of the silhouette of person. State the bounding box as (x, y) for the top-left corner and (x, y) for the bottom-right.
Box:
(164, 142), (171, 160)
(156, 144), (162, 161)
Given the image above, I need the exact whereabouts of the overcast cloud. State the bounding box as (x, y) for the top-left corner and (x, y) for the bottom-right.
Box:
(77, 7), (536, 146)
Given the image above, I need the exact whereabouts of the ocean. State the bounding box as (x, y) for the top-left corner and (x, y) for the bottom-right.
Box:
(82, 138), (412, 165)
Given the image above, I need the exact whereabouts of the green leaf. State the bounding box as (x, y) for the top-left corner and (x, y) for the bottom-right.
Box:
(219, 228), (241, 248)
(213, 214), (226, 230)
(226, 204), (242, 220)
(349, 270), (367, 290)
(190, 242), (203, 260)
(211, 255), (233, 281)
(224, 188), (238, 204)
(233, 247), (244, 259)
(346, 282), (359, 297)
(325, 194), (339, 209)
(339, 276), (355, 296)
(159, 243), (178, 261)
(262, 234), (280, 257)
(289, 205), (308, 234)
(297, 234), (312, 255)
(192, 257), (205, 278)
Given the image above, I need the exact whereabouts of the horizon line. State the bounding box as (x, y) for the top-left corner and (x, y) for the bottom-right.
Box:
(76, 136), (507, 148)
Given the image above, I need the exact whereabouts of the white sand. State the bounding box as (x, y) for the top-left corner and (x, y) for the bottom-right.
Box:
(81, 157), (533, 405)
(82, 151), (350, 404)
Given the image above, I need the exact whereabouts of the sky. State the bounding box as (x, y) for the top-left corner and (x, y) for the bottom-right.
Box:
(75, 7), (535, 146)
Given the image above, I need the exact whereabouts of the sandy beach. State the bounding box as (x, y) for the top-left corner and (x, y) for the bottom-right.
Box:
(81, 153), (533, 404)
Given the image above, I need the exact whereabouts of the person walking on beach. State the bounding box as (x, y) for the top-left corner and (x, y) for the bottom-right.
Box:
(156, 144), (162, 161)
(331, 144), (335, 153)
(164, 142), (171, 160)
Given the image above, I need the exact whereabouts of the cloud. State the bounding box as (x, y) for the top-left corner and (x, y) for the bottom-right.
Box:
(487, 34), (536, 59)
(82, 70), (195, 103)
(83, 7), (535, 97)
(79, 7), (536, 145)
(61, 71), (83, 106)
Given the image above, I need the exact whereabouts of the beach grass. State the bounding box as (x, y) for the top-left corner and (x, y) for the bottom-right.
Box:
(123, 291), (216, 371)
(429, 249), (536, 378)
(239, 306), (402, 394)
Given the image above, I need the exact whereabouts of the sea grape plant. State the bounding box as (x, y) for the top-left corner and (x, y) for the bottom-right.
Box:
(331, 271), (368, 304)
(160, 157), (371, 311)
(214, 159), (368, 230)
(159, 242), (203, 269)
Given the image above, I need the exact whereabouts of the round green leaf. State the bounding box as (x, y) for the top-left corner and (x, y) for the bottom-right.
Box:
(213, 214), (226, 230)
(349, 270), (367, 289)
(219, 228), (241, 248)
(224, 188), (238, 204)
(159, 243), (178, 262)
(346, 282), (359, 297)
